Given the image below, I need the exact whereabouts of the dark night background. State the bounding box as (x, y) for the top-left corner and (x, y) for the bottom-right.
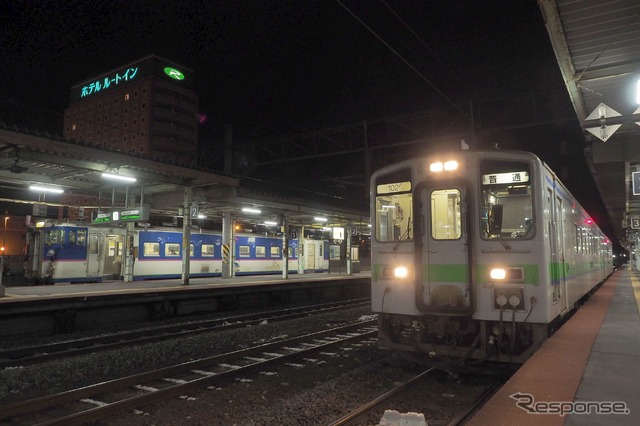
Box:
(0, 0), (614, 243)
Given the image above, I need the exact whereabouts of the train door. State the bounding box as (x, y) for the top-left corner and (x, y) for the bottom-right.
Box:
(555, 194), (569, 312)
(103, 234), (124, 280)
(305, 241), (316, 271)
(418, 183), (472, 314)
(86, 232), (102, 278)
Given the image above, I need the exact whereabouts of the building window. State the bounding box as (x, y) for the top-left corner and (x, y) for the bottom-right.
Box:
(140, 145), (144, 152)
(113, 111), (118, 117)
(142, 102), (146, 109)
(124, 93), (130, 101)
(124, 122), (128, 128)
(132, 119), (137, 125)
(140, 132), (145, 137)
(132, 134), (136, 140)
(124, 108), (128, 114)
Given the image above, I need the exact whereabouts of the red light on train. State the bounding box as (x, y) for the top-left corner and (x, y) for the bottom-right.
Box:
(585, 219), (593, 225)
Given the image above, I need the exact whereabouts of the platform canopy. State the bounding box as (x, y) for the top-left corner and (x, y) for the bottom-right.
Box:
(540, 0), (640, 249)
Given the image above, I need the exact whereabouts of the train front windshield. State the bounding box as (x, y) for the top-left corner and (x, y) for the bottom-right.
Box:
(480, 159), (533, 240)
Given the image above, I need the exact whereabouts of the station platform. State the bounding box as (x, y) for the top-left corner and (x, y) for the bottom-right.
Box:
(0, 271), (370, 303)
(468, 268), (640, 425)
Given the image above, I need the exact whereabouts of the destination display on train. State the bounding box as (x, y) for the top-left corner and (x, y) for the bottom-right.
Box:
(377, 181), (411, 194)
(482, 171), (529, 185)
(92, 207), (150, 224)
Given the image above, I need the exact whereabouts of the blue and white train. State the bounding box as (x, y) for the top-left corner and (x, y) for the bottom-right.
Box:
(26, 225), (330, 283)
(370, 149), (614, 369)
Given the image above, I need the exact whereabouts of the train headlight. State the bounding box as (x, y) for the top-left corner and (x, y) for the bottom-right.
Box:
(444, 160), (458, 171)
(429, 160), (459, 173)
(429, 162), (444, 172)
(489, 268), (507, 280)
(394, 266), (409, 279)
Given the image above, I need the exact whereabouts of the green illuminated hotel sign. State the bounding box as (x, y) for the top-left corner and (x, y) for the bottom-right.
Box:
(164, 67), (185, 80)
(72, 56), (192, 104)
(92, 207), (150, 225)
(81, 67), (139, 98)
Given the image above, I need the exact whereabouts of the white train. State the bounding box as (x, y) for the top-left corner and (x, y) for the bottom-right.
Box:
(27, 225), (330, 283)
(370, 149), (613, 369)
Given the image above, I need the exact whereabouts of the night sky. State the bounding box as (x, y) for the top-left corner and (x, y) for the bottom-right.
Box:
(0, 1), (615, 242)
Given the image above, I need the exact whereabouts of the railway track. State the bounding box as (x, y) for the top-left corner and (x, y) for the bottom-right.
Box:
(0, 320), (378, 425)
(328, 369), (504, 426)
(0, 298), (369, 368)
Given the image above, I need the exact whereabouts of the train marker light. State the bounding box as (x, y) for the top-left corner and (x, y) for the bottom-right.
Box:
(394, 266), (409, 278)
(490, 268), (507, 280)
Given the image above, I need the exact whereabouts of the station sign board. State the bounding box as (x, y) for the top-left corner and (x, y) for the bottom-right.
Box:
(92, 207), (149, 225)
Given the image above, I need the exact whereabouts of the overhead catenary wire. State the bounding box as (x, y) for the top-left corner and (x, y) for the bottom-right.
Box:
(335, 0), (480, 132)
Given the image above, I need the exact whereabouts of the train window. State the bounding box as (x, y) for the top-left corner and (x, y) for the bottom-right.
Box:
(144, 242), (160, 256)
(190, 243), (195, 257)
(271, 247), (280, 257)
(45, 229), (65, 245)
(165, 243), (180, 256)
(69, 230), (77, 244)
(351, 245), (360, 261)
(202, 244), (214, 257)
(288, 246), (295, 258)
(375, 168), (413, 243)
(480, 160), (533, 240)
(256, 246), (266, 257)
(239, 245), (250, 257)
(89, 234), (99, 254)
(77, 230), (87, 246)
(431, 189), (462, 240)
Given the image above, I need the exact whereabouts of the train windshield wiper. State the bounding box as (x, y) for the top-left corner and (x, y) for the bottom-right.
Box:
(393, 216), (411, 250)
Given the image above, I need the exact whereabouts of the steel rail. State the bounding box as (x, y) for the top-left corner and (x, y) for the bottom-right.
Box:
(1, 320), (377, 425)
(0, 298), (369, 368)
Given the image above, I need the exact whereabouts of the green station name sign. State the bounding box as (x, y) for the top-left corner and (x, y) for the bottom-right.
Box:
(92, 207), (150, 225)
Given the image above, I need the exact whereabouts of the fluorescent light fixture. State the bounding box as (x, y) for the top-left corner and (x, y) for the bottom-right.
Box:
(263, 221), (277, 226)
(102, 172), (137, 183)
(314, 216), (327, 222)
(29, 185), (64, 194)
(381, 205), (396, 209)
(322, 227), (332, 231)
(197, 214), (207, 219)
(242, 207), (261, 214)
